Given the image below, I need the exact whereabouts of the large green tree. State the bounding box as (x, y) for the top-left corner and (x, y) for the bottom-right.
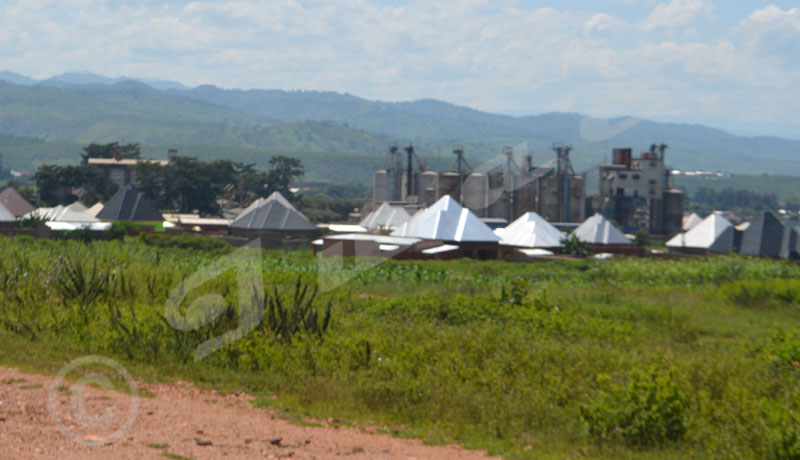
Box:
(34, 164), (118, 206)
(265, 155), (303, 198)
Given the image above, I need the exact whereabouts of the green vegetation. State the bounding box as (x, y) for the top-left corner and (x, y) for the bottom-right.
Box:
(1, 236), (800, 459)
(3, 80), (800, 179)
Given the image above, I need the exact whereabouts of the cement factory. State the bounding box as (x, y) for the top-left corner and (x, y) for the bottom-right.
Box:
(371, 143), (684, 235)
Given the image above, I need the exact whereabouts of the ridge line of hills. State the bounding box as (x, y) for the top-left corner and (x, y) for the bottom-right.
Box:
(0, 70), (798, 183)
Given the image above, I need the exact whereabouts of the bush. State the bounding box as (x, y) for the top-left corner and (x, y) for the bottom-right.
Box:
(581, 368), (688, 447)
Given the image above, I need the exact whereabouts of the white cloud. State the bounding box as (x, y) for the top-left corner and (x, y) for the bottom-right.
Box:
(0, 0), (796, 128)
(584, 13), (628, 35)
(641, 0), (714, 31)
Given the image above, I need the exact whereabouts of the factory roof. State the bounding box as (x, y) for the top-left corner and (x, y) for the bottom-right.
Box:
(682, 213), (703, 231)
(739, 212), (785, 257)
(231, 192), (316, 231)
(0, 187), (34, 217)
(666, 212), (734, 253)
(571, 213), (632, 245)
(97, 184), (164, 221)
(391, 195), (500, 243)
(359, 202), (411, 230)
(495, 212), (565, 248)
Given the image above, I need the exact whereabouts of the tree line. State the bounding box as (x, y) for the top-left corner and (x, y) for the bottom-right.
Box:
(30, 142), (304, 215)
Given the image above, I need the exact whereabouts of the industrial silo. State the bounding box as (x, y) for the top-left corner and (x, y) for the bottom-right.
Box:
(463, 172), (489, 217)
(663, 189), (684, 234)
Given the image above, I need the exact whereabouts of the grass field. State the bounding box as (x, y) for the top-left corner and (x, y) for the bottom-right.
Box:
(1, 234), (800, 459)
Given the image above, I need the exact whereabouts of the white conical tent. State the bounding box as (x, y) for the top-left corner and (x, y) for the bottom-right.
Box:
(495, 212), (565, 248)
(359, 202), (411, 230)
(391, 195), (499, 242)
(571, 213), (632, 245)
(683, 213), (703, 231)
(666, 211), (734, 253)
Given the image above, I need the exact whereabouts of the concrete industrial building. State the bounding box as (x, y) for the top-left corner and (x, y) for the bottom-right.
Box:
(594, 144), (684, 235)
(372, 145), (585, 224)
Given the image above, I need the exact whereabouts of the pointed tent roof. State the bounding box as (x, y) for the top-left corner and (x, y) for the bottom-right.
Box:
(0, 202), (15, 222)
(86, 202), (104, 217)
(739, 212), (785, 257)
(0, 187), (34, 217)
(571, 213), (632, 245)
(66, 201), (89, 213)
(96, 184), (164, 221)
(666, 212), (734, 253)
(359, 202), (412, 230)
(495, 212), (565, 248)
(390, 195), (499, 242)
(27, 205), (98, 223)
(683, 213), (703, 231)
(231, 191), (316, 231)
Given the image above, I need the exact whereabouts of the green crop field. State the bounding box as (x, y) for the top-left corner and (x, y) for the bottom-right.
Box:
(1, 234), (800, 459)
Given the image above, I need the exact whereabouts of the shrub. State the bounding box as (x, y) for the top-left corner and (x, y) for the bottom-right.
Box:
(562, 235), (593, 257)
(581, 368), (688, 447)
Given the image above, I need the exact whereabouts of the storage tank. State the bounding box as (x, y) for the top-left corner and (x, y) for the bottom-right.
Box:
(419, 171), (439, 206)
(462, 172), (489, 217)
(663, 189), (684, 234)
(438, 171), (460, 201)
(373, 170), (390, 203)
(486, 172), (507, 219)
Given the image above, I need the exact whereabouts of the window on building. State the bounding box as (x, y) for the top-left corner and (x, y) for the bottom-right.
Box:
(619, 173), (628, 179)
(649, 188), (656, 195)
(632, 174), (641, 180)
(650, 162), (656, 167)
(649, 179), (656, 185)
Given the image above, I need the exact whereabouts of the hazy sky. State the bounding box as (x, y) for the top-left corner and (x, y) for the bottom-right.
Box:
(1, 1), (798, 136)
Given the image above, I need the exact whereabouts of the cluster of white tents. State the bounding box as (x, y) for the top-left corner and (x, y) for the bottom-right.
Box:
(667, 211), (800, 259)
(322, 196), (636, 260)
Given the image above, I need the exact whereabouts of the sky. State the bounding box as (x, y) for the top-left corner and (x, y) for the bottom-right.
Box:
(1, 0), (798, 137)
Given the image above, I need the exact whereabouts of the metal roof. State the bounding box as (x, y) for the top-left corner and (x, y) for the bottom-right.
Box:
(96, 184), (164, 221)
(325, 233), (423, 246)
(27, 205), (99, 223)
(739, 212), (784, 257)
(0, 187), (34, 217)
(682, 213), (703, 231)
(666, 211), (734, 252)
(359, 203), (412, 230)
(390, 195), (499, 242)
(571, 213), (632, 245)
(495, 212), (565, 248)
(0, 202), (15, 222)
(230, 192), (316, 231)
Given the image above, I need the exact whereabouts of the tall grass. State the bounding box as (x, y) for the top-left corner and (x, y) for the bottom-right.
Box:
(0, 235), (799, 459)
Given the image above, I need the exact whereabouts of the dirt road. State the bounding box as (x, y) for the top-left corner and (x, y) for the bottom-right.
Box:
(0, 365), (499, 460)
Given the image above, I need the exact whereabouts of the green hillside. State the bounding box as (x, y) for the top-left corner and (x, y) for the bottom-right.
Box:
(0, 77), (799, 177)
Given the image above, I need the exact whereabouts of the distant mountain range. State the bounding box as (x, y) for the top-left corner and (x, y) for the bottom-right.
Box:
(0, 70), (798, 183)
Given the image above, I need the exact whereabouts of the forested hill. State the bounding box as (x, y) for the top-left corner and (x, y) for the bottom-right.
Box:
(0, 72), (799, 176)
